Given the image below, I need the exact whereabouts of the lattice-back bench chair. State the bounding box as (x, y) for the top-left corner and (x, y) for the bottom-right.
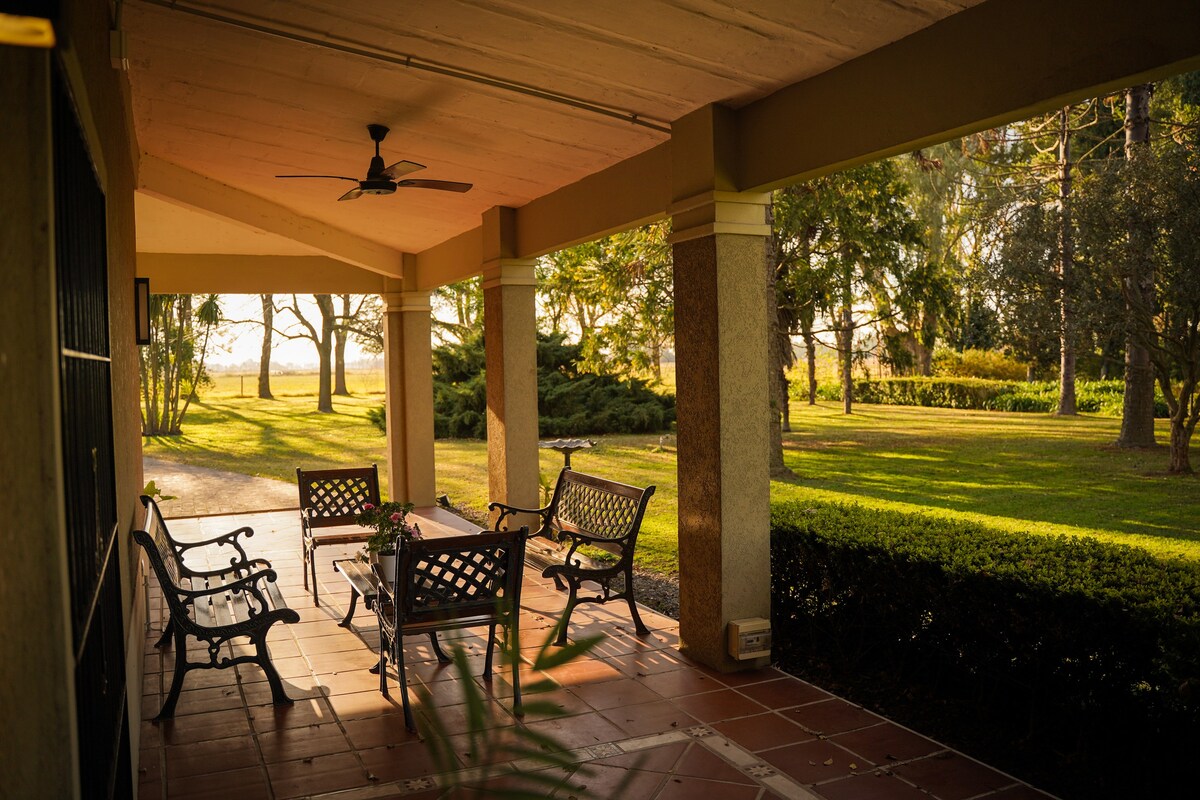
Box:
(132, 495), (299, 719)
(490, 469), (655, 645)
(377, 526), (529, 731)
(297, 465), (381, 606)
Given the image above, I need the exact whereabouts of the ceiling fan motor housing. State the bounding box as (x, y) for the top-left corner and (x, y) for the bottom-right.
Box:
(360, 178), (396, 195)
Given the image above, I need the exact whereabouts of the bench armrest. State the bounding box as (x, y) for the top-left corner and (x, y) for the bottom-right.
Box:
(488, 501), (551, 533)
(174, 527), (258, 572)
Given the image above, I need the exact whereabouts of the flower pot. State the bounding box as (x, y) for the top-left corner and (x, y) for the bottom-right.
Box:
(375, 552), (397, 581)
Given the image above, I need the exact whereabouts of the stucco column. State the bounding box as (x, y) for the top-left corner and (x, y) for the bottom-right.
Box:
(382, 290), (436, 506)
(671, 105), (773, 671)
(482, 208), (540, 519)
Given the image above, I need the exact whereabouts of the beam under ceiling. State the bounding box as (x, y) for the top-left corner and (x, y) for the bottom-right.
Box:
(138, 156), (405, 277)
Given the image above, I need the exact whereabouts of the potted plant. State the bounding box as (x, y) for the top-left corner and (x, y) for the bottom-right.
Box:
(355, 501), (422, 579)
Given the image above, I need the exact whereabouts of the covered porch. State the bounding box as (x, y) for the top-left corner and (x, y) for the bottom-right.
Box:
(4, 1), (1200, 797)
(137, 507), (1048, 800)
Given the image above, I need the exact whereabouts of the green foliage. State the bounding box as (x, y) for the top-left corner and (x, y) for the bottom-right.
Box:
(933, 348), (1028, 381)
(140, 293), (222, 435)
(418, 619), (615, 797)
(808, 377), (1169, 417)
(770, 499), (1200, 798)
(369, 332), (675, 439)
(539, 222), (673, 381)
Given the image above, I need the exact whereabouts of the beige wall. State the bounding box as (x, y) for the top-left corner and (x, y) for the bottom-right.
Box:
(0, 0), (146, 795)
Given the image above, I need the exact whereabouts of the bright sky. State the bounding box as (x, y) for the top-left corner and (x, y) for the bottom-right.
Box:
(207, 295), (377, 370)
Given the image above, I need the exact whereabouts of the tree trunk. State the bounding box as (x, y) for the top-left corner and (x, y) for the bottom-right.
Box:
(803, 328), (817, 405)
(840, 304), (853, 415)
(765, 200), (793, 477)
(334, 294), (350, 396)
(1057, 106), (1077, 415)
(315, 294), (336, 413)
(1117, 83), (1158, 447)
(1168, 417), (1194, 474)
(781, 373), (792, 432)
(258, 294), (274, 399)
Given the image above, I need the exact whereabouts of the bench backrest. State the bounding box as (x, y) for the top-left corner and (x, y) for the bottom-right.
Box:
(391, 528), (527, 627)
(131, 495), (190, 616)
(297, 465), (381, 528)
(550, 470), (655, 553)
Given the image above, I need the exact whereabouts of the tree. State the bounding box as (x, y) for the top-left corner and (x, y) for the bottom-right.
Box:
(140, 294), (221, 435)
(538, 223), (674, 381)
(432, 279), (483, 345)
(257, 294), (273, 399)
(1078, 75), (1200, 472)
(1116, 83), (1159, 447)
(803, 162), (921, 414)
(334, 294), (351, 396)
(276, 294), (336, 413)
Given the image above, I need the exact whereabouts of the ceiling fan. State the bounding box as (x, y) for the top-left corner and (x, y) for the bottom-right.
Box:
(276, 124), (471, 201)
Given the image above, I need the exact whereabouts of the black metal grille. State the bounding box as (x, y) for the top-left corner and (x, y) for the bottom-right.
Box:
(53, 61), (130, 800)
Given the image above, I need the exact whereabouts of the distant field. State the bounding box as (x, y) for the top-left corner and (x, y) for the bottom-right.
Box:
(143, 391), (1199, 572)
(206, 370), (385, 398)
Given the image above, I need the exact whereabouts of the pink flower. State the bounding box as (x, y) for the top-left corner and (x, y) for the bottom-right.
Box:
(411, 524), (423, 541)
(390, 512), (402, 523)
(362, 503), (374, 511)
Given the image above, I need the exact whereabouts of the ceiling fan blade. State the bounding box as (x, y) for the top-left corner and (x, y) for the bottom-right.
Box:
(380, 160), (425, 179)
(275, 174), (359, 182)
(397, 179), (473, 193)
(337, 187), (363, 202)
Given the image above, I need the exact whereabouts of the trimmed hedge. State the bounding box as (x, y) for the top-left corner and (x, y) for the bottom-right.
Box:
(807, 377), (1169, 417)
(770, 500), (1200, 798)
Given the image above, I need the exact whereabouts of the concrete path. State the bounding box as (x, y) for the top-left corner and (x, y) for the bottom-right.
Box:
(143, 456), (298, 518)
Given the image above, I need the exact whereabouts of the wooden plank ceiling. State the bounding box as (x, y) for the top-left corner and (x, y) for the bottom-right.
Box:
(125, 0), (981, 257)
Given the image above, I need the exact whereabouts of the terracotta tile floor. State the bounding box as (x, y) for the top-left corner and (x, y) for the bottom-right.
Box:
(137, 511), (1056, 800)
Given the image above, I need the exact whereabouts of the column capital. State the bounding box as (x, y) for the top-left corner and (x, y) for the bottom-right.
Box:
(668, 190), (772, 244)
(383, 291), (432, 313)
(481, 259), (538, 290)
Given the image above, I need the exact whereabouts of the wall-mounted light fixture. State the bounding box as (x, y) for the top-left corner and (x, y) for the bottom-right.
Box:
(0, 2), (58, 48)
(135, 277), (151, 345)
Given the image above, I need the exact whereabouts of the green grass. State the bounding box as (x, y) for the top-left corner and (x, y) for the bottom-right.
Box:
(144, 393), (1200, 574)
(205, 370), (385, 398)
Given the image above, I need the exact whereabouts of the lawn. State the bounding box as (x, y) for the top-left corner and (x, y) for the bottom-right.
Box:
(143, 393), (1200, 573)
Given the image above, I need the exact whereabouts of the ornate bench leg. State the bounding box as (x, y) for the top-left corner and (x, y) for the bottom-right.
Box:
(555, 585), (579, 647)
(338, 591), (359, 628)
(625, 566), (650, 636)
(154, 618), (175, 649)
(429, 632), (450, 664)
(156, 632), (189, 720)
(482, 624), (497, 678)
(309, 542), (321, 607)
(253, 630), (293, 706)
(397, 645), (416, 732)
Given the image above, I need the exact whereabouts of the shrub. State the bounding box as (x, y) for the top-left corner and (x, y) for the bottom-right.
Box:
(369, 332), (675, 439)
(934, 347), (1029, 381)
(771, 500), (1200, 798)
(814, 377), (1169, 417)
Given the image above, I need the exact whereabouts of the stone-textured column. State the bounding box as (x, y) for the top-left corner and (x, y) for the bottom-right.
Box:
(671, 105), (773, 671)
(482, 207), (540, 520)
(382, 289), (436, 506)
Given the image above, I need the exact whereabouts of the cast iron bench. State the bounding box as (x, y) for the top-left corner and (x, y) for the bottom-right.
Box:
(297, 465), (381, 607)
(132, 495), (299, 719)
(376, 526), (529, 731)
(490, 469), (655, 645)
